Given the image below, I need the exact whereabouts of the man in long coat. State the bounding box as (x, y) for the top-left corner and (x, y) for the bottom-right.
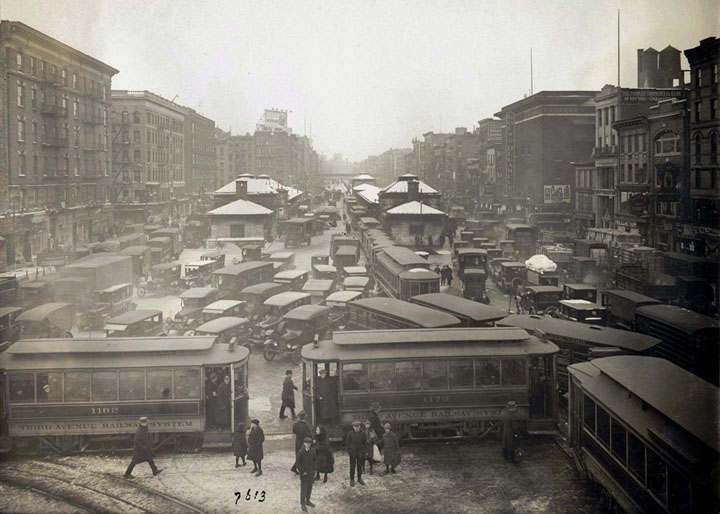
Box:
(368, 402), (384, 450)
(314, 369), (338, 425)
(290, 412), (313, 474)
(205, 372), (218, 428)
(295, 437), (317, 512)
(124, 417), (162, 478)
(346, 420), (366, 487)
(280, 369), (297, 419)
(215, 374), (232, 430)
(500, 401), (519, 462)
(248, 419), (265, 476)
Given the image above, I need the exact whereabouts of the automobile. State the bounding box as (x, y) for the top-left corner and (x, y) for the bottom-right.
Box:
(342, 276), (371, 296)
(147, 236), (173, 263)
(103, 309), (165, 337)
(201, 299), (247, 323)
(78, 283), (136, 331)
(0, 306), (23, 347)
(16, 302), (75, 339)
(457, 248), (488, 280)
(254, 291), (313, 340)
(489, 257), (512, 281)
(201, 249), (227, 268)
(282, 218), (314, 247)
(137, 261), (183, 297)
(167, 287), (220, 333)
(496, 261), (526, 292)
(263, 305), (331, 363)
(562, 283), (598, 303)
(486, 248), (504, 261)
(20, 278), (57, 309)
(461, 269), (489, 303)
(311, 255), (330, 267)
(323, 290), (363, 329)
(241, 245), (265, 263)
(334, 245), (360, 268)
(343, 266), (368, 278)
(269, 251), (296, 272)
(190, 316), (251, 346)
(557, 299), (607, 325)
(302, 279), (335, 304)
(521, 286), (563, 316)
(119, 245), (153, 280)
(499, 239), (515, 257)
(183, 260), (219, 288)
(240, 282), (288, 321)
(274, 269), (309, 292)
(312, 264), (338, 281)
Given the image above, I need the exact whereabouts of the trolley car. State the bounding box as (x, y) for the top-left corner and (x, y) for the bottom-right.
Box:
(568, 356), (719, 514)
(300, 328), (558, 439)
(346, 297), (462, 330)
(374, 246), (439, 300)
(0, 337), (249, 454)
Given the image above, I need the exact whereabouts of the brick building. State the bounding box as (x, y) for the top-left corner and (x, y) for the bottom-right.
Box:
(474, 118), (503, 211)
(0, 21), (118, 270)
(183, 108), (215, 206)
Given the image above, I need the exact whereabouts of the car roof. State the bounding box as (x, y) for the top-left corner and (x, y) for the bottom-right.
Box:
(500, 261), (525, 267)
(203, 299), (245, 312)
(526, 286), (563, 293)
(283, 304), (330, 321)
(194, 316), (249, 333)
(179, 287), (218, 299)
(563, 283), (596, 290)
(302, 279), (335, 291)
(241, 282), (286, 295)
(264, 291), (312, 306)
(274, 269), (309, 280)
(343, 276), (370, 286)
(559, 299), (605, 310)
(213, 261), (273, 276)
(105, 309), (162, 325)
(325, 291), (363, 304)
(17, 302), (72, 321)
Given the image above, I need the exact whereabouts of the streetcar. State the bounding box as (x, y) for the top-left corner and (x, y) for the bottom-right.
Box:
(568, 356), (718, 514)
(374, 246), (439, 300)
(346, 297), (462, 330)
(300, 327), (558, 439)
(0, 336), (250, 454)
(410, 293), (505, 327)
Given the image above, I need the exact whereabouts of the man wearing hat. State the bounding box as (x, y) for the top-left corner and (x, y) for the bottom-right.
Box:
(290, 412), (313, 474)
(280, 370), (298, 420)
(124, 417), (162, 478)
(500, 401), (519, 462)
(295, 436), (317, 512)
(248, 419), (265, 476)
(345, 420), (366, 486)
(314, 369), (338, 426)
(367, 402), (384, 450)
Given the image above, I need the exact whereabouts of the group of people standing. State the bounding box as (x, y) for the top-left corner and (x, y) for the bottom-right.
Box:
(433, 264), (454, 287)
(205, 372), (232, 430)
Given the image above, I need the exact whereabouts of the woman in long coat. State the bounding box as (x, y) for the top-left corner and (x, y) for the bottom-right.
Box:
(313, 425), (334, 483)
(233, 422), (248, 467)
(247, 419), (265, 476)
(215, 375), (232, 430)
(381, 423), (400, 475)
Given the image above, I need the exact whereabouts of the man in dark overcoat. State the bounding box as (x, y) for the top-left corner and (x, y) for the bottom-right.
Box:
(280, 369), (297, 419)
(295, 437), (317, 512)
(314, 369), (338, 425)
(124, 417), (162, 478)
(368, 402), (384, 449)
(248, 419), (265, 476)
(205, 372), (218, 428)
(290, 411), (313, 474)
(215, 374), (231, 430)
(500, 401), (519, 462)
(346, 420), (366, 487)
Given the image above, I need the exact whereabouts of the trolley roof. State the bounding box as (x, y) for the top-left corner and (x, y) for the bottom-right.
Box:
(349, 298), (461, 328)
(302, 328), (557, 361)
(399, 269), (438, 280)
(411, 293), (505, 323)
(569, 356), (718, 453)
(380, 246), (428, 267)
(498, 315), (661, 352)
(601, 289), (661, 305)
(17, 302), (72, 322)
(634, 304), (719, 332)
(0, 337), (249, 369)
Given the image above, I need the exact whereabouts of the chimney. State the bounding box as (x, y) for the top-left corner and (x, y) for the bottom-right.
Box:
(407, 179), (420, 202)
(235, 179), (248, 200)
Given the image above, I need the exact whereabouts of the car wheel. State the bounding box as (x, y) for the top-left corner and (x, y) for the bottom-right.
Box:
(64, 331), (74, 338)
(263, 348), (276, 362)
(137, 287), (146, 297)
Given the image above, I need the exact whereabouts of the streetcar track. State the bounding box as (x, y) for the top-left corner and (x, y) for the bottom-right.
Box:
(0, 473), (94, 513)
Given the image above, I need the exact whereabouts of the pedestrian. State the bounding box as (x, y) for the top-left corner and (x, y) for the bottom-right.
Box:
(314, 425), (334, 483)
(233, 422), (248, 468)
(363, 419), (378, 474)
(345, 222), (351, 234)
(205, 372), (218, 429)
(346, 420), (366, 487)
(445, 265), (454, 287)
(500, 401), (519, 463)
(295, 437), (317, 512)
(314, 369), (338, 425)
(439, 232), (445, 248)
(124, 417), (163, 478)
(215, 374), (231, 430)
(280, 369), (297, 419)
(381, 423), (400, 475)
(428, 234), (433, 248)
(433, 265), (441, 278)
(414, 234), (421, 248)
(447, 230), (454, 248)
(248, 419), (265, 476)
(290, 412), (313, 474)
(368, 402), (384, 450)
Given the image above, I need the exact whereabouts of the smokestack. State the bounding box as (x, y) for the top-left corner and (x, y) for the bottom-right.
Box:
(235, 179), (248, 200)
(407, 179), (420, 202)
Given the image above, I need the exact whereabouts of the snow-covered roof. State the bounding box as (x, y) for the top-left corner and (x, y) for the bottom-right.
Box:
(382, 179), (438, 194)
(207, 198), (273, 216)
(356, 184), (381, 204)
(386, 201), (446, 216)
(353, 173), (375, 180)
(214, 177), (303, 200)
(353, 183), (374, 192)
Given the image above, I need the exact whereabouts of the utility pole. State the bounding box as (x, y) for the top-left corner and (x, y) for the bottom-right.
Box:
(530, 48), (533, 96)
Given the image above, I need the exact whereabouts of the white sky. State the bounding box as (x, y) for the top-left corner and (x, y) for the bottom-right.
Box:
(4, 0), (718, 160)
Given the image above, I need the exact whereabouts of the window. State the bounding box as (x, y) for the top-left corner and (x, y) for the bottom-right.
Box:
(133, 130), (140, 143)
(695, 133), (703, 164)
(448, 360), (473, 388)
(712, 99), (718, 120)
(655, 132), (680, 156)
(37, 372), (63, 402)
(627, 431), (645, 479)
(711, 134), (718, 164)
(29, 56), (35, 75)
(713, 64), (718, 84)
(696, 68), (703, 87)
(72, 72), (77, 90)
(119, 370), (145, 400)
(596, 405), (610, 446)
(16, 52), (22, 70)
(475, 359), (500, 386)
(229, 224), (245, 238)
(73, 98), (79, 118)
(146, 370), (173, 399)
(368, 362), (395, 390)
(610, 418), (627, 464)
(501, 359), (525, 385)
(18, 152), (26, 176)
(133, 111), (141, 123)
(64, 372), (91, 402)
(32, 154), (38, 174)
(9, 372), (35, 402)
(421, 360), (448, 389)
(667, 466), (693, 513)
(646, 448), (667, 503)
(92, 371), (118, 401)
(695, 101), (702, 122)
(17, 81), (25, 107)
(173, 369), (200, 399)
(396, 361), (421, 390)
(342, 363), (368, 391)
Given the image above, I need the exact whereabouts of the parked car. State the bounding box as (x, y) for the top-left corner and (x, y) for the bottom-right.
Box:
(201, 299), (247, 323)
(263, 305), (331, 363)
(521, 286), (563, 316)
(190, 316), (251, 345)
(17, 302), (75, 339)
(104, 310), (165, 337)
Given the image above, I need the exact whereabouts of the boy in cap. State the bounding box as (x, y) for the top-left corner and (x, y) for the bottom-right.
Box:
(290, 412), (313, 474)
(295, 436), (317, 511)
(345, 420), (366, 486)
(124, 417), (163, 478)
(280, 369), (297, 419)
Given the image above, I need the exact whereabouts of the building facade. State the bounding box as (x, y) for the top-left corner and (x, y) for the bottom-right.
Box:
(474, 118), (503, 211)
(0, 21), (118, 270)
(183, 108), (215, 206)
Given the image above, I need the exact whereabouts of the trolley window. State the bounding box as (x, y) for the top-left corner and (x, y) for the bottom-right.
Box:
(64, 372), (91, 402)
(596, 405), (610, 446)
(342, 363), (368, 392)
(610, 418), (627, 464)
(396, 361), (421, 391)
(475, 359), (500, 387)
(421, 360), (448, 390)
(449, 360), (473, 389)
(234, 366), (246, 393)
(9, 372), (35, 403)
(147, 370), (173, 400)
(92, 371), (118, 401)
(627, 431), (645, 480)
(37, 372), (62, 403)
(501, 359), (525, 386)
(173, 369), (200, 399)
(119, 370), (146, 401)
(646, 448), (667, 503)
(368, 362), (395, 391)
(583, 395), (596, 434)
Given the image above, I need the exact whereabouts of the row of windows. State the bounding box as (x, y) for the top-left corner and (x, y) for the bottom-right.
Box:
(694, 98), (719, 123)
(16, 81), (107, 122)
(341, 358), (526, 392)
(15, 52), (108, 98)
(12, 184), (110, 211)
(693, 133), (719, 165)
(693, 64), (719, 88)
(8, 369), (205, 403)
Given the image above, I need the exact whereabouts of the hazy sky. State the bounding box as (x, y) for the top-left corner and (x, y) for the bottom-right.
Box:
(4, 0), (718, 160)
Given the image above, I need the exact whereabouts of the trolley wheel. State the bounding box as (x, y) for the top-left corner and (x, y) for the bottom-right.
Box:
(263, 348), (276, 362)
(137, 287), (147, 297)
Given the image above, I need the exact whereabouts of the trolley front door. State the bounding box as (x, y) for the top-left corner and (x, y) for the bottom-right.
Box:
(230, 362), (249, 433)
